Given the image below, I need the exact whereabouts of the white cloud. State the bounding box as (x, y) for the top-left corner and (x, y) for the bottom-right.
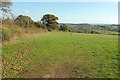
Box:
(20, 10), (30, 16)
(23, 10), (30, 13)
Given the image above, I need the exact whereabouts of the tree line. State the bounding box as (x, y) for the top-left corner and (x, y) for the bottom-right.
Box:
(0, 0), (119, 39)
(0, 0), (76, 32)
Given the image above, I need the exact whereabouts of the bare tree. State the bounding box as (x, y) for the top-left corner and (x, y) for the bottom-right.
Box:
(0, 0), (13, 20)
(0, 0), (12, 13)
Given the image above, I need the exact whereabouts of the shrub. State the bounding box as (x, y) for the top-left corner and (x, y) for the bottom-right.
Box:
(60, 24), (69, 31)
(2, 28), (11, 41)
(14, 15), (34, 28)
(34, 22), (46, 28)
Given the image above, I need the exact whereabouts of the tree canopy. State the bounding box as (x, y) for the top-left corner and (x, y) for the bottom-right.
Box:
(41, 14), (59, 31)
(14, 15), (34, 27)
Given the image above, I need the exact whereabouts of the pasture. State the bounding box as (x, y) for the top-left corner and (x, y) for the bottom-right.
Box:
(2, 32), (119, 78)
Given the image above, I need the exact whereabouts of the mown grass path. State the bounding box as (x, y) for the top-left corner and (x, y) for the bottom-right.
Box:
(2, 32), (119, 78)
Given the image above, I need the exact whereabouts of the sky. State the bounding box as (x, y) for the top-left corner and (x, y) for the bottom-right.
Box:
(11, 2), (118, 24)
(11, 0), (119, 2)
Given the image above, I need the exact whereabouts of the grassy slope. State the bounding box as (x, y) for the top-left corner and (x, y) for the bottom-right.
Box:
(94, 29), (118, 35)
(2, 32), (119, 78)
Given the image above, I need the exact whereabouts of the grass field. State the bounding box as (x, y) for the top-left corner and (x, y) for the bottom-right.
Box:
(94, 29), (119, 35)
(2, 32), (119, 78)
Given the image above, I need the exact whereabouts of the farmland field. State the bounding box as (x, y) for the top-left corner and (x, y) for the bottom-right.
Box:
(2, 32), (119, 78)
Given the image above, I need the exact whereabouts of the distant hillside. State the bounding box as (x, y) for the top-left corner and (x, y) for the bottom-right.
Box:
(60, 23), (118, 32)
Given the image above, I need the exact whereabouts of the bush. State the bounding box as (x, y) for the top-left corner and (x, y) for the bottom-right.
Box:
(2, 28), (11, 41)
(60, 24), (69, 31)
(34, 22), (46, 28)
(14, 15), (34, 28)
